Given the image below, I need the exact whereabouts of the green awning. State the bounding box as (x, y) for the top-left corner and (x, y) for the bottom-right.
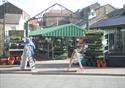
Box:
(29, 24), (85, 37)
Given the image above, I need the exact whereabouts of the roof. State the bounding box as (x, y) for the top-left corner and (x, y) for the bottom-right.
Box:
(81, 3), (100, 12)
(0, 2), (30, 24)
(90, 16), (125, 28)
(95, 4), (115, 11)
(0, 2), (22, 19)
(89, 3), (100, 10)
(29, 24), (85, 37)
(75, 3), (100, 18)
(107, 8), (125, 17)
(32, 3), (80, 19)
(76, 20), (87, 26)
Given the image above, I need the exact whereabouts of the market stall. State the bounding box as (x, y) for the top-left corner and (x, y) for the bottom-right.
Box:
(29, 23), (85, 60)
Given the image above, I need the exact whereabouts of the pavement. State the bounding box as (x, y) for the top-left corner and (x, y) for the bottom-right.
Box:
(0, 59), (125, 76)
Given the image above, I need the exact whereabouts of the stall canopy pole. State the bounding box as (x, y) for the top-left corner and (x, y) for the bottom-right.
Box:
(47, 40), (50, 59)
(52, 38), (55, 60)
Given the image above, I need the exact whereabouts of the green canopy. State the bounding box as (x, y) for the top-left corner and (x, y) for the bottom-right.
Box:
(29, 24), (85, 37)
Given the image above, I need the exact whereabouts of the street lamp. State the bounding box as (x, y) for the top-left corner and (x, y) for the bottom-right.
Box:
(2, 0), (8, 56)
(2, 0), (6, 56)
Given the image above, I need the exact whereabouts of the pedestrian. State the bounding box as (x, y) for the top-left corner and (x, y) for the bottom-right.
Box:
(74, 46), (84, 70)
(68, 38), (86, 71)
(68, 46), (84, 71)
(27, 38), (37, 72)
(21, 38), (37, 72)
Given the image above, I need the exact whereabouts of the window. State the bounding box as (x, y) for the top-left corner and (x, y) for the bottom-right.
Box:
(89, 9), (96, 19)
(108, 33), (114, 50)
(107, 29), (125, 52)
(115, 29), (123, 51)
(121, 30), (125, 52)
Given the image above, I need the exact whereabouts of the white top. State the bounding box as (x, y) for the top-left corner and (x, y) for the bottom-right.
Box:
(74, 49), (83, 58)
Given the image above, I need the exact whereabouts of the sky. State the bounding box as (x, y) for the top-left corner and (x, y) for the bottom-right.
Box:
(0, 0), (125, 17)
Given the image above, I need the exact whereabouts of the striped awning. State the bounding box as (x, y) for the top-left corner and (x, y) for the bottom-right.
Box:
(29, 24), (85, 37)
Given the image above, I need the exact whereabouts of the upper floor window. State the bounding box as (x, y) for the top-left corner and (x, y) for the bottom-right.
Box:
(89, 9), (96, 19)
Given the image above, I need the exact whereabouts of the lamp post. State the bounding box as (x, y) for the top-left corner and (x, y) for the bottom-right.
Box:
(2, 0), (6, 56)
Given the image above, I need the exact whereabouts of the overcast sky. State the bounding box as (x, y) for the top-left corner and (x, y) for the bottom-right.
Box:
(0, 0), (125, 16)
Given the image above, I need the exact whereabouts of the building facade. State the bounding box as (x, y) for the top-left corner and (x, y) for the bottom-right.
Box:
(77, 3), (115, 28)
(28, 3), (81, 30)
(0, 2), (30, 54)
(90, 6), (125, 67)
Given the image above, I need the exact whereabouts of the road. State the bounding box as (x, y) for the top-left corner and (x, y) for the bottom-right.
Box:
(0, 74), (125, 88)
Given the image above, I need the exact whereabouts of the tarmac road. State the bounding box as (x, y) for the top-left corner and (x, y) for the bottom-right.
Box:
(0, 74), (125, 88)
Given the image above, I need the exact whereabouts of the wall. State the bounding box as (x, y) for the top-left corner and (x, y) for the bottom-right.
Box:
(0, 12), (30, 54)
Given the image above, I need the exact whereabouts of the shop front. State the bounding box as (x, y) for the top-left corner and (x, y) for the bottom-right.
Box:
(107, 28), (125, 53)
(90, 16), (125, 67)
